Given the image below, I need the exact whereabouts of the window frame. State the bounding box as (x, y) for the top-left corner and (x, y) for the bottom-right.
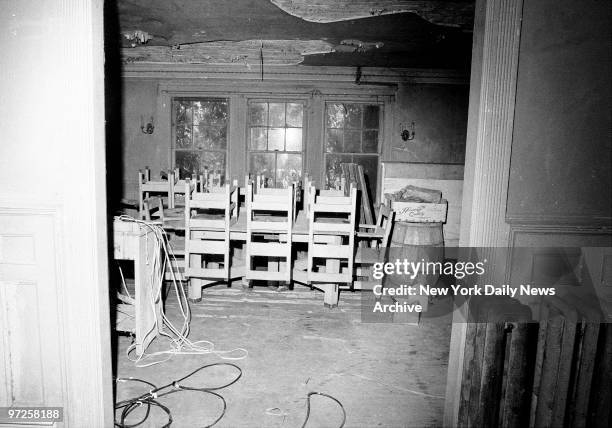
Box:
(246, 97), (308, 188)
(322, 100), (384, 201)
(170, 96), (230, 179)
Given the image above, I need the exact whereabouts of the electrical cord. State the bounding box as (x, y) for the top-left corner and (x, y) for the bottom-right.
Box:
(114, 362), (242, 428)
(301, 392), (346, 428)
(115, 215), (248, 367)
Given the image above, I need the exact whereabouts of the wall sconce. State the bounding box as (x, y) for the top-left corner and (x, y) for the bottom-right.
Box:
(140, 115), (154, 134)
(400, 122), (415, 141)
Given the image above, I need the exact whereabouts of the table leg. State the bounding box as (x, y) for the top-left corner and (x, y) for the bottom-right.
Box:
(188, 252), (203, 302)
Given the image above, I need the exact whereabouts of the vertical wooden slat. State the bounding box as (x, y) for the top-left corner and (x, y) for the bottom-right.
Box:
(458, 322), (479, 427)
(467, 323), (487, 426)
(567, 322), (600, 428)
(534, 314), (564, 427)
(501, 323), (537, 428)
(588, 324), (612, 428)
(479, 322), (507, 427)
(529, 305), (549, 427)
(550, 318), (577, 427)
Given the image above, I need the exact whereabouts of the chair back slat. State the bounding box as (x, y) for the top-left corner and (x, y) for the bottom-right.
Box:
(244, 182), (294, 284)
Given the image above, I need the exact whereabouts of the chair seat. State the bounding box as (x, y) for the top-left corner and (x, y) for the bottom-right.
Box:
(355, 247), (385, 264)
(164, 207), (184, 218)
(356, 226), (385, 240)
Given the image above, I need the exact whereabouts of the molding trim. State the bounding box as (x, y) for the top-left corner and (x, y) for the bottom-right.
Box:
(122, 64), (469, 85)
(509, 223), (612, 244)
(465, 0), (524, 248)
(506, 214), (612, 228)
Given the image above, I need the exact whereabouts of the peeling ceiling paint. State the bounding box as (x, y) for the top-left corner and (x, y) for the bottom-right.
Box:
(114, 0), (474, 68)
(269, 0), (474, 29)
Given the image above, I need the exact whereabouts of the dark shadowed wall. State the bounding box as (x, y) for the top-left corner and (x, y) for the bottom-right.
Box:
(385, 83), (469, 164)
(507, 0), (612, 223)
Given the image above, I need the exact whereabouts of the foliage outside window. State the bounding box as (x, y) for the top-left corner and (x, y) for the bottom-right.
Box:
(173, 98), (228, 180)
(325, 102), (381, 201)
(248, 101), (304, 188)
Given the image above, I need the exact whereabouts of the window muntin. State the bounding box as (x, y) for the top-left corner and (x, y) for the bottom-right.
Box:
(248, 101), (304, 188)
(173, 98), (228, 180)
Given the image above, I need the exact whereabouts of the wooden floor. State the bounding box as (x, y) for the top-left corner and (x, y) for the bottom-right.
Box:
(115, 286), (452, 427)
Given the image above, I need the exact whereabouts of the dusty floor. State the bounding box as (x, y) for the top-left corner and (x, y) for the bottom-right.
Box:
(115, 285), (452, 427)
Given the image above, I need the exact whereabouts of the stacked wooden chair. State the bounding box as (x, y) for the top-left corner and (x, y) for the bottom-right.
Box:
(138, 167), (197, 218)
(306, 184), (358, 306)
(197, 168), (224, 192)
(184, 182), (242, 301)
(354, 202), (395, 290)
(243, 182), (294, 288)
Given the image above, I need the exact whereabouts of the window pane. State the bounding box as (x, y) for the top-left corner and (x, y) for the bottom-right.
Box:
(249, 102), (267, 126)
(276, 154), (302, 187)
(175, 124), (192, 148)
(363, 130), (378, 153)
(326, 103), (345, 128)
(268, 128), (285, 151)
(325, 154), (351, 189)
(249, 153), (275, 184)
(250, 127), (268, 150)
(285, 128), (302, 151)
(286, 103), (303, 127)
(344, 130), (361, 153)
(363, 105), (380, 128)
(325, 129), (343, 153)
(202, 100), (228, 125)
(345, 104), (362, 128)
(176, 151), (200, 177)
(194, 125), (227, 150)
(268, 103), (285, 127)
(201, 151), (226, 181)
(174, 101), (193, 126)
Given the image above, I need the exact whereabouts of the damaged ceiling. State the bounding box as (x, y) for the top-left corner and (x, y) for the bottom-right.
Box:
(114, 0), (474, 69)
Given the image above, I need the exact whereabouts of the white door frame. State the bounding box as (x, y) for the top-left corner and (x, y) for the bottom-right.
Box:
(444, 0), (525, 425)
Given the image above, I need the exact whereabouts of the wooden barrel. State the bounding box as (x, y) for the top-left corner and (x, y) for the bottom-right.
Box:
(384, 222), (444, 313)
(391, 222), (444, 247)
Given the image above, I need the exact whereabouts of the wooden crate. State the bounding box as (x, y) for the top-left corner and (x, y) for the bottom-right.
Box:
(388, 199), (448, 223)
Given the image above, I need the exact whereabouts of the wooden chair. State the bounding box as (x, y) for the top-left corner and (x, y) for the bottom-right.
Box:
(139, 168), (172, 218)
(307, 185), (358, 306)
(356, 202), (395, 248)
(141, 196), (164, 222)
(244, 182), (294, 287)
(354, 203), (395, 290)
(138, 167), (192, 218)
(198, 168), (224, 192)
(184, 182), (241, 302)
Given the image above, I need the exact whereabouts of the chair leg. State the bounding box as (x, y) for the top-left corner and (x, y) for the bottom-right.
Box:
(188, 278), (203, 302)
(322, 239), (341, 307)
(241, 277), (251, 289)
(323, 283), (339, 307)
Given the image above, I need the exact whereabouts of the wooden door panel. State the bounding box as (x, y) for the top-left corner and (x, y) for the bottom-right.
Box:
(0, 211), (65, 417)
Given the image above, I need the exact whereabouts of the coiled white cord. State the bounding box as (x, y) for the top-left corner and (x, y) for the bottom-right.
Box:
(116, 215), (248, 367)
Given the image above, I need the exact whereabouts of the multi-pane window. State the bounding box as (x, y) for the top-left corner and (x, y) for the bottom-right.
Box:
(325, 102), (381, 201)
(173, 98), (228, 180)
(248, 101), (304, 188)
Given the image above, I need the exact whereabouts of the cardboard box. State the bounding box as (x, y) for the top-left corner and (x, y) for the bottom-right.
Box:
(388, 199), (448, 223)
